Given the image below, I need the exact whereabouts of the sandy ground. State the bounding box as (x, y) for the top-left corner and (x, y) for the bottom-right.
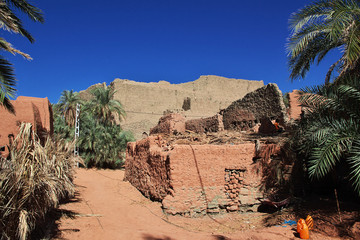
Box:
(52, 169), (343, 240)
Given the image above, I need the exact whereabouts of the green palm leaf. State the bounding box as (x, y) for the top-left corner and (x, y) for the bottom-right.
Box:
(0, 57), (15, 113)
(288, 0), (360, 83)
(87, 85), (126, 125)
(0, 0), (43, 112)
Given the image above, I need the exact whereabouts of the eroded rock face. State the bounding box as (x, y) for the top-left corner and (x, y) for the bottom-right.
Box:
(80, 75), (264, 139)
(0, 96), (53, 157)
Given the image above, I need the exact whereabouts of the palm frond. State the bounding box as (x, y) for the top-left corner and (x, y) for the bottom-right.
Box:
(289, 0), (331, 32)
(0, 38), (32, 59)
(301, 116), (357, 176)
(0, 123), (78, 239)
(348, 139), (360, 196)
(0, 57), (16, 113)
(0, 3), (34, 42)
(5, 0), (44, 23)
(287, 0), (360, 83)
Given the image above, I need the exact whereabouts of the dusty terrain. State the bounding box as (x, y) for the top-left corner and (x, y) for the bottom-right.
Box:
(48, 169), (349, 240)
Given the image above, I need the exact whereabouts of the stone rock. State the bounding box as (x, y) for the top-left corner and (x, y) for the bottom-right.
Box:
(226, 205), (239, 212)
(351, 222), (360, 239)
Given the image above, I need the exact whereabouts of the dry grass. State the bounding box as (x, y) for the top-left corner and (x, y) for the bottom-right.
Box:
(0, 123), (81, 240)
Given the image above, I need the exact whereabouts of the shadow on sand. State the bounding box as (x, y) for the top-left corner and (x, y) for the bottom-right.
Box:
(142, 233), (232, 240)
(30, 191), (82, 240)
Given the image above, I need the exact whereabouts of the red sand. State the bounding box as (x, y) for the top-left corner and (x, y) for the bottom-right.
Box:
(54, 169), (340, 240)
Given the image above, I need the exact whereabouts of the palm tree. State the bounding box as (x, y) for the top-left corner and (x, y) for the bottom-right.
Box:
(58, 90), (81, 127)
(53, 103), (74, 141)
(86, 85), (125, 125)
(287, 0), (360, 84)
(293, 81), (360, 196)
(0, 0), (44, 112)
(77, 111), (134, 168)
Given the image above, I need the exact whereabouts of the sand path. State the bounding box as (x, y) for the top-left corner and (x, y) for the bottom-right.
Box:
(53, 169), (339, 240)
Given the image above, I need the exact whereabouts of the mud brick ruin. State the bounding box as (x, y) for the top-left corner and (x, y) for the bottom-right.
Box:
(80, 75), (264, 139)
(125, 84), (302, 216)
(221, 83), (288, 131)
(0, 96), (53, 157)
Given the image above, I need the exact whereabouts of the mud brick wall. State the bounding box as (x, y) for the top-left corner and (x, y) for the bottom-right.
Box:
(162, 144), (262, 215)
(150, 113), (186, 135)
(124, 136), (171, 201)
(288, 90), (302, 121)
(221, 83), (288, 131)
(125, 139), (264, 216)
(0, 96), (53, 157)
(185, 114), (224, 133)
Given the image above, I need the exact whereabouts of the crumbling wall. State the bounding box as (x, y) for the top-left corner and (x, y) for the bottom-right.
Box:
(125, 137), (270, 216)
(150, 113), (186, 135)
(288, 90), (302, 121)
(221, 83), (288, 131)
(162, 144), (263, 215)
(80, 75), (264, 139)
(124, 136), (171, 201)
(0, 96), (53, 157)
(258, 118), (277, 135)
(125, 82), (295, 216)
(185, 114), (224, 133)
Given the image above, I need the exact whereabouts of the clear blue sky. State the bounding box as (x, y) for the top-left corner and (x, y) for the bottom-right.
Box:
(5, 0), (339, 103)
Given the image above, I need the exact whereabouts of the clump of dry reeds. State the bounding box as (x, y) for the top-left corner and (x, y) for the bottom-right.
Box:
(0, 123), (80, 240)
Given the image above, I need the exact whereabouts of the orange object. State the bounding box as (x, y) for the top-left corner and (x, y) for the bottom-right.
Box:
(305, 215), (313, 230)
(297, 218), (305, 233)
(297, 218), (309, 239)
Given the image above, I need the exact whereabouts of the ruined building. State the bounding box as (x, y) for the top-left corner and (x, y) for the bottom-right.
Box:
(0, 96), (53, 157)
(79, 75), (264, 139)
(125, 83), (299, 216)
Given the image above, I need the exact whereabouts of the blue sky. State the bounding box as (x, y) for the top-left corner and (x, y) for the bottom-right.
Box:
(5, 0), (339, 103)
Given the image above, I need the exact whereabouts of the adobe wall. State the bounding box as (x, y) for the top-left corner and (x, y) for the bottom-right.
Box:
(149, 83), (289, 135)
(124, 136), (171, 201)
(288, 90), (302, 121)
(80, 75), (264, 139)
(125, 136), (267, 216)
(221, 83), (288, 131)
(185, 114), (224, 133)
(0, 96), (53, 157)
(150, 113), (186, 135)
(162, 144), (263, 215)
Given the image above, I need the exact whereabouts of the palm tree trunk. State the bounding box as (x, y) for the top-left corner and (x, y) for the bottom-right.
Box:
(331, 171), (342, 223)
(334, 188), (342, 222)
